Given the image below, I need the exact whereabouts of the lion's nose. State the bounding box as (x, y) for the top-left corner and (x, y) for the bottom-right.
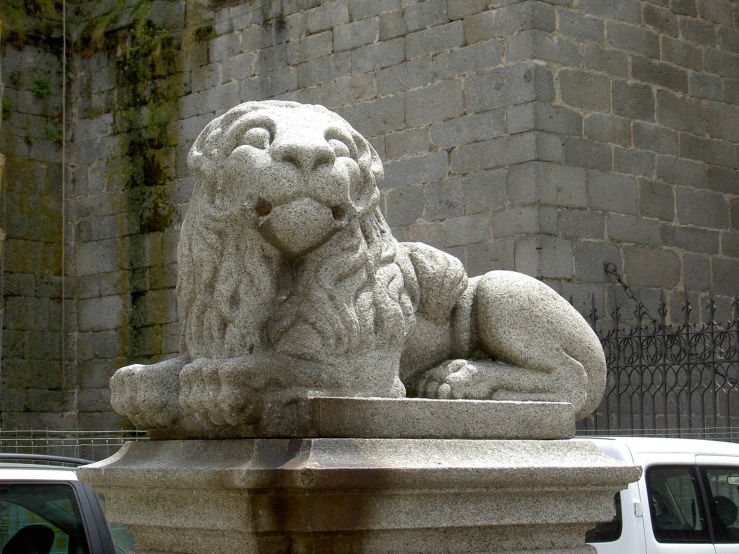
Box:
(271, 139), (335, 171)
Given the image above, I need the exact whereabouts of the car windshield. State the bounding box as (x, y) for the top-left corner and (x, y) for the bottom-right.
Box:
(0, 483), (90, 553)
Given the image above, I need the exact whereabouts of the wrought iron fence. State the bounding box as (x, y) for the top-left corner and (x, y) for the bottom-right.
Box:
(577, 291), (739, 442)
(0, 429), (148, 461)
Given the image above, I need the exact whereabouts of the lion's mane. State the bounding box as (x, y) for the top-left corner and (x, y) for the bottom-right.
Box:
(178, 101), (419, 364)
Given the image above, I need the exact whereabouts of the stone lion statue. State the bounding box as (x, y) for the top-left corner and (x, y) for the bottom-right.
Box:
(111, 101), (606, 435)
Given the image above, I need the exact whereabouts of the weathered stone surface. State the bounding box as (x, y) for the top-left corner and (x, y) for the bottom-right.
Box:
(406, 79), (464, 127)
(578, 0), (642, 24)
(639, 179), (675, 221)
(624, 246), (681, 288)
(559, 210), (605, 241)
(461, 169), (507, 215)
(662, 38), (703, 72)
(563, 138), (613, 171)
(680, 16), (717, 45)
(607, 21), (660, 58)
(465, 64), (554, 113)
(633, 122), (679, 155)
(613, 79), (656, 121)
(508, 161), (587, 208)
(558, 10), (604, 43)
(585, 114), (632, 147)
(613, 147), (655, 177)
(463, 2), (555, 44)
(467, 239), (515, 276)
(643, 4), (679, 37)
(451, 133), (538, 173)
(588, 171), (639, 215)
(574, 241), (620, 283)
(514, 235), (575, 279)
(676, 187), (730, 228)
(384, 151), (448, 189)
(559, 69), (611, 112)
(657, 89), (707, 134)
(661, 224), (720, 254)
(583, 44), (630, 77)
(608, 214), (660, 246)
(656, 155), (707, 188)
(506, 31), (581, 67)
(632, 56), (688, 93)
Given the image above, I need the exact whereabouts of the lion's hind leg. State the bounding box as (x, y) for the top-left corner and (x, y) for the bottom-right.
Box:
(473, 270), (606, 419)
(416, 356), (587, 409)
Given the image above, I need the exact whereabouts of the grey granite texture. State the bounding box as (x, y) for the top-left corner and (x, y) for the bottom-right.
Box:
(148, 397), (575, 440)
(110, 101), (607, 438)
(78, 437), (640, 553)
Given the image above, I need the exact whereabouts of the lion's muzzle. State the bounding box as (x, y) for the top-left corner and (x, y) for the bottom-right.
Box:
(252, 196), (349, 257)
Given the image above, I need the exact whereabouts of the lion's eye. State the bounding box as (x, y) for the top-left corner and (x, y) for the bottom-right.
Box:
(242, 127), (271, 149)
(328, 139), (351, 159)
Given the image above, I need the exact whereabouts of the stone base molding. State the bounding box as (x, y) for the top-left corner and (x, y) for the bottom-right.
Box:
(79, 437), (640, 554)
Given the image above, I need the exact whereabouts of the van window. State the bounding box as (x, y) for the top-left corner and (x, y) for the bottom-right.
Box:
(646, 466), (710, 543)
(700, 466), (739, 543)
(585, 492), (622, 542)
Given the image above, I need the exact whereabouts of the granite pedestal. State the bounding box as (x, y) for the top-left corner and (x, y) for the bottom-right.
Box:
(79, 399), (640, 554)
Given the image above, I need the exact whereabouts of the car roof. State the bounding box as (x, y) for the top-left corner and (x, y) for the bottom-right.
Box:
(577, 436), (739, 456)
(0, 464), (79, 482)
(0, 454), (91, 482)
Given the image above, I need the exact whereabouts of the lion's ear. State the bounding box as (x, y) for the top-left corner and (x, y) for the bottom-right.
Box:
(368, 143), (384, 188)
(351, 129), (384, 187)
(188, 125), (226, 204)
(344, 130), (383, 215)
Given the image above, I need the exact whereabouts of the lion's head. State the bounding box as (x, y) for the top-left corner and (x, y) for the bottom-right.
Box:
(178, 101), (419, 368)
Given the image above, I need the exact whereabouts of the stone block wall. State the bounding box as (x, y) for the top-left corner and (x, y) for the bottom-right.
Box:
(0, 0), (738, 429)
(499, 0), (739, 322)
(69, 39), (185, 430)
(197, 0), (738, 321)
(0, 44), (76, 428)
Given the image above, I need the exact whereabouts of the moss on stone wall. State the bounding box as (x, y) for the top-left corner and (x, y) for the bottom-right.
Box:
(78, 2), (211, 365)
(0, 1), (213, 425)
(80, 1), (211, 236)
(0, 0), (61, 49)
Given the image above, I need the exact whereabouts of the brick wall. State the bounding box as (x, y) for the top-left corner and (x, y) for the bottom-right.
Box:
(1, 0), (737, 429)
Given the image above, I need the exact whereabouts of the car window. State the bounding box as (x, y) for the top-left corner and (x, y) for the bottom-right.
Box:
(0, 483), (90, 553)
(93, 494), (133, 553)
(646, 466), (710, 543)
(585, 491), (623, 543)
(700, 466), (739, 543)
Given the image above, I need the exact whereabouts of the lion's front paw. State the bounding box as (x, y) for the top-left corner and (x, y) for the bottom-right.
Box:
(416, 359), (494, 400)
(179, 357), (263, 427)
(110, 357), (186, 429)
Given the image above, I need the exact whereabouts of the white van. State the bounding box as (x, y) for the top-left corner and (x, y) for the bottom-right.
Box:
(580, 436), (739, 554)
